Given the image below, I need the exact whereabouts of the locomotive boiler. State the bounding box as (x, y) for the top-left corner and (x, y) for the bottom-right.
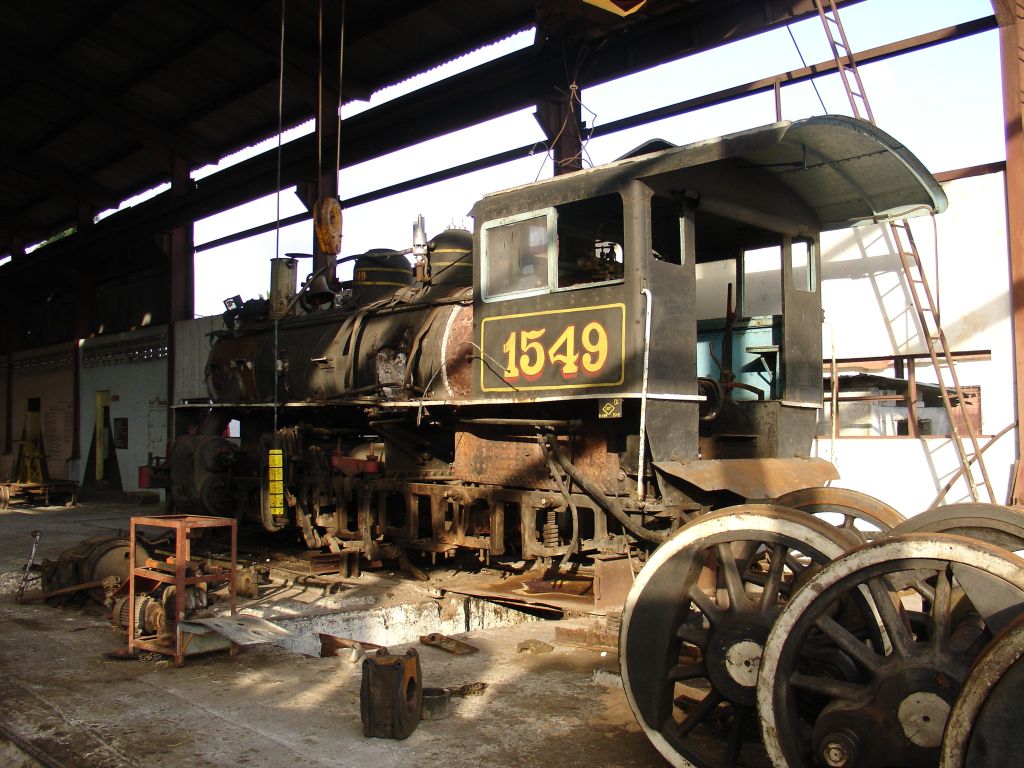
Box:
(158, 116), (1024, 768)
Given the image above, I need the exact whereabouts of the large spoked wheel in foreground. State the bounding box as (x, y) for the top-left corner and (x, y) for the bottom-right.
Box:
(774, 486), (905, 543)
(620, 505), (858, 768)
(758, 533), (1024, 768)
(941, 611), (1024, 767)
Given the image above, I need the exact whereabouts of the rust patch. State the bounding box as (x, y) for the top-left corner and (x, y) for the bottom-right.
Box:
(454, 426), (621, 493)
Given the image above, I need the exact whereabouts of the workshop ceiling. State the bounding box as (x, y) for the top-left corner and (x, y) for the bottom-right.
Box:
(0, 0), (856, 267)
(0, 0), (538, 255)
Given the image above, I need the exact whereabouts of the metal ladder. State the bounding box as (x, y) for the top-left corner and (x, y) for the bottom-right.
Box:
(812, 0), (875, 124)
(812, 0), (996, 503)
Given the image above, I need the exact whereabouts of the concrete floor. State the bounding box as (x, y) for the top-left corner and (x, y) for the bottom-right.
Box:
(0, 500), (665, 768)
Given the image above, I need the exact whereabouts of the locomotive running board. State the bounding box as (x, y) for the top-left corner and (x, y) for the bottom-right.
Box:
(653, 457), (838, 500)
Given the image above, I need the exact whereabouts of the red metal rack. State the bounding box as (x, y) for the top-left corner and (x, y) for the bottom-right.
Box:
(128, 514), (237, 666)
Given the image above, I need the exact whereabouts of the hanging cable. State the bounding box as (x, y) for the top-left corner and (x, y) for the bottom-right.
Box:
(273, 0), (287, 444)
(787, 25), (828, 115)
(316, 0), (324, 203)
(534, 32), (595, 180)
(335, 0), (346, 183)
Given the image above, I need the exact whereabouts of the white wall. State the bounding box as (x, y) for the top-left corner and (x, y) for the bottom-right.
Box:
(813, 170), (1016, 513)
(74, 328), (168, 493)
(173, 315), (223, 402)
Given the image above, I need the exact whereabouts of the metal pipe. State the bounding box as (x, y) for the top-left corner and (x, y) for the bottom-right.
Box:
(459, 418), (582, 430)
(637, 288), (652, 502)
(540, 437), (580, 572)
(544, 436), (665, 545)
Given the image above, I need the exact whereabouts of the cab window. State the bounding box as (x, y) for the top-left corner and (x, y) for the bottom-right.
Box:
(481, 195), (624, 301)
(481, 209), (555, 300)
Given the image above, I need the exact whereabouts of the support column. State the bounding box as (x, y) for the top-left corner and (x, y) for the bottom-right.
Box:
(535, 91), (585, 176)
(1001, 13), (1024, 503)
(168, 155), (194, 324)
(167, 155), (193, 445)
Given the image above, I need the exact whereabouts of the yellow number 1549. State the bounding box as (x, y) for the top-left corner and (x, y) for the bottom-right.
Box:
(501, 321), (609, 381)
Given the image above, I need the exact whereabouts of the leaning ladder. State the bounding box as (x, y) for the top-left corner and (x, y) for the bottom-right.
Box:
(812, 0), (996, 502)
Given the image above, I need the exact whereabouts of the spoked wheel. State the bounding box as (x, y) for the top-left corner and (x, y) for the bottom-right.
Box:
(758, 533), (1024, 768)
(774, 486), (904, 543)
(941, 611), (1024, 767)
(620, 505), (859, 768)
(889, 503), (1024, 553)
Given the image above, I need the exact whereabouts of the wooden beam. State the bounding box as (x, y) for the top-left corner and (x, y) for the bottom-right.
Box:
(992, 0), (1018, 27)
(1001, 10), (1024, 503)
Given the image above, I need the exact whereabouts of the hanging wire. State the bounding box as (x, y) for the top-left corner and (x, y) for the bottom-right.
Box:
(335, 0), (346, 185)
(533, 35), (596, 180)
(273, 0), (287, 443)
(787, 25), (829, 115)
(316, 0), (324, 202)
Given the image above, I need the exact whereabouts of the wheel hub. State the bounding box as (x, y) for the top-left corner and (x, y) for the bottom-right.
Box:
(896, 691), (949, 748)
(812, 665), (960, 767)
(705, 619), (770, 706)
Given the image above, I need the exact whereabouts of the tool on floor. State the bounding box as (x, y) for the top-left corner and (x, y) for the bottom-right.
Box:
(15, 530), (42, 604)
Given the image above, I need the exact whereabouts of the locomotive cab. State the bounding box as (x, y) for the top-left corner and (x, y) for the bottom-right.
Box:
(471, 116), (946, 508)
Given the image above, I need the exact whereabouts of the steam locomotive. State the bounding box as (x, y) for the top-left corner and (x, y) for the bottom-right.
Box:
(164, 115), (944, 564)
(160, 117), (1024, 768)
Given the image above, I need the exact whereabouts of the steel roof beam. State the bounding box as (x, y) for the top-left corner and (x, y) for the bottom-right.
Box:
(0, 148), (118, 211)
(2, 0), (876, 268)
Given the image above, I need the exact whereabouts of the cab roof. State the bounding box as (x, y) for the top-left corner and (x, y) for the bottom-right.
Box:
(474, 115), (947, 232)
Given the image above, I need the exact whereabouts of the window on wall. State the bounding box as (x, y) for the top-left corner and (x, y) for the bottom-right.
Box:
(696, 258), (736, 320)
(819, 352), (987, 438)
(555, 195), (624, 288)
(481, 194), (625, 301)
(481, 209), (554, 299)
(650, 194), (685, 265)
(792, 239), (816, 292)
(742, 245), (782, 317)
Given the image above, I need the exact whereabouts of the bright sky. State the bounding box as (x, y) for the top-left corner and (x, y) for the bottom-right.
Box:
(191, 0), (1000, 318)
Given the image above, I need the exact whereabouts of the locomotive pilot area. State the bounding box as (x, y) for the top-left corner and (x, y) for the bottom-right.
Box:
(5, 2), (1024, 768)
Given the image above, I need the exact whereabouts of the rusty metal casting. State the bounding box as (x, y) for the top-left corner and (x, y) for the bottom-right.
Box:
(360, 648), (423, 739)
(419, 633), (478, 655)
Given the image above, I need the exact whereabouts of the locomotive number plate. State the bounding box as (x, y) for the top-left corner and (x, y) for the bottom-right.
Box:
(480, 303), (625, 392)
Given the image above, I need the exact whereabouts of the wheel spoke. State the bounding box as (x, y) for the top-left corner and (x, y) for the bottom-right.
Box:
(677, 624), (708, 647)
(716, 543), (751, 610)
(929, 565), (952, 646)
(724, 704), (750, 768)
(813, 614), (882, 673)
(674, 688), (723, 737)
(759, 543), (787, 614)
(867, 577), (914, 656)
(785, 552), (807, 576)
(668, 662), (707, 682)
(688, 583), (723, 626)
(790, 672), (867, 702)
